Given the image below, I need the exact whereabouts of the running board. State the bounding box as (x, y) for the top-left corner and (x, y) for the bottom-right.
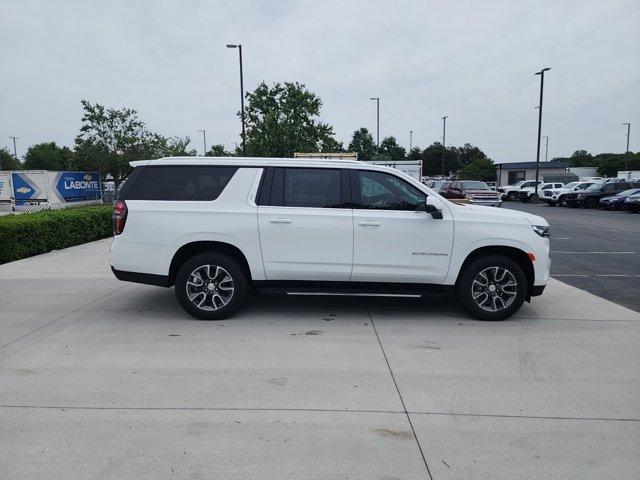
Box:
(286, 291), (421, 298)
(253, 281), (452, 298)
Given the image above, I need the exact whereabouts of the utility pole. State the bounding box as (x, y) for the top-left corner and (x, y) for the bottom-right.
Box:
(226, 44), (246, 156)
(409, 130), (413, 152)
(533, 67), (550, 202)
(9, 136), (19, 163)
(198, 129), (207, 156)
(441, 116), (447, 177)
(370, 97), (380, 148)
(622, 123), (631, 170)
(542, 136), (549, 162)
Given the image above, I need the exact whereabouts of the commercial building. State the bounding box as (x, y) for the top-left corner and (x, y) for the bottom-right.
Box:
(495, 161), (570, 187)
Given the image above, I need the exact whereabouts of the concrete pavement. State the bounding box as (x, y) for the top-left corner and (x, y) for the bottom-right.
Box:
(1, 239), (639, 479)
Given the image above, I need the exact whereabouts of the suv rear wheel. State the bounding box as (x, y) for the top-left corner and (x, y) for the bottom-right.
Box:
(175, 253), (248, 320)
(456, 255), (527, 321)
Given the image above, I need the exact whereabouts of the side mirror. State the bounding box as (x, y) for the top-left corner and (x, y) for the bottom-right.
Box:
(425, 197), (443, 219)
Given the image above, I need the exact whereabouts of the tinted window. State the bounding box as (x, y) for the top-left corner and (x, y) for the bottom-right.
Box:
(277, 168), (341, 208)
(358, 170), (426, 211)
(126, 166), (238, 201)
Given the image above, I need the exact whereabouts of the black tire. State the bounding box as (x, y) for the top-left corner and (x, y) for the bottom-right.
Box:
(585, 197), (598, 209)
(507, 193), (517, 201)
(547, 201), (556, 207)
(455, 255), (527, 321)
(175, 252), (248, 320)
(559, 195), (567, 206)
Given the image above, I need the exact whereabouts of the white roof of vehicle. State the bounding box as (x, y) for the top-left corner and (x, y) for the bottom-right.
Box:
(130, 156), (364, 168)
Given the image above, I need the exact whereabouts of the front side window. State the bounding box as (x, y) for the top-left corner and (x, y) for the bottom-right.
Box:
(358, 170), (426, 211)
(273, 168), (341, 208)
(126, 166), (238, 201)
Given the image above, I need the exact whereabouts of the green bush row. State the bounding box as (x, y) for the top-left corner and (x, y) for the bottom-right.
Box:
(0, 205), (113, 264)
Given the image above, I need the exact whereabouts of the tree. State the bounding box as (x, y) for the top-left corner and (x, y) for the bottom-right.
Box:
(348, 128), (378, 160)
(377, 136), (406, 160)
(242, 82), (340, 157)
(0, 147), (21, 170)
(421, 142), (458, 176)
(457, 158), (496, 182)
(206, 144), (235, 157)
(73, 100), (195, 185)
(451, 143), (487, 167)
(407, 147), (421, 161)
(23, 142), (73, 170)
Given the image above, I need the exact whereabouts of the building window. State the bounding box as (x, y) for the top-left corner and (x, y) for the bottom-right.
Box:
(508, 171), (526, 184)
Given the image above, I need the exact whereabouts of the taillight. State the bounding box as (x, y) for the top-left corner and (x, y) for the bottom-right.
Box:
(113, 200), (128, 235)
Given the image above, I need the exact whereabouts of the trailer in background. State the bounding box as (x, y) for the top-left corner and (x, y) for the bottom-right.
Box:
(0, 170), (102, 212)
(365, 160), (422, 182)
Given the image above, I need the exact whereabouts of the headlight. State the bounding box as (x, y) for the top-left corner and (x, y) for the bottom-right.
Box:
(577, 193), (585, 198)
(532, 225), (550, 238)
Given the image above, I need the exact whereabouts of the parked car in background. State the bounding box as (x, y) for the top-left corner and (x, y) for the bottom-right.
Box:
(564, 181), (640, 208)
(440, 181), (502, 207)
(541, 181), (601, 206)
(599, 188), (640, 210)
(516, 182), (565, 202)
(623, 193), (640, 213)
(425, 179), (447, 192)
(498, 180), (543, 201)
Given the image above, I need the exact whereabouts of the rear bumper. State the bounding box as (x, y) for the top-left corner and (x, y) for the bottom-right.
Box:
(111, 266), (170, 287)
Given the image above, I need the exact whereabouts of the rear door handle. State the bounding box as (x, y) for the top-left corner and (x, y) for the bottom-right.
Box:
(358, 220), (380, 226)
(269, 218), (293, 224)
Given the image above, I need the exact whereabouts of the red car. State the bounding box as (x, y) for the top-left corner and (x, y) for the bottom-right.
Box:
(440, 181), (502, 207)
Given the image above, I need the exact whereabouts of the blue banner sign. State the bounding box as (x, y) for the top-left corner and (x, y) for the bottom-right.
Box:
(12, 173), (41, 202)
(54, 172), (101, 201)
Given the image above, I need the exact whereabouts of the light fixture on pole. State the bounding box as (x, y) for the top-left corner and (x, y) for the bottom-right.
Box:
(226, 44), (246, 156)
(441, 116), (447, 177)
(370, 97), (380, 148)
(198, 129), (207, 156)
(533, 67), (551, 202)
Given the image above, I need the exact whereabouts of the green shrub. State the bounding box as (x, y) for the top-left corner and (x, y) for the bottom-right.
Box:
(0, 205), (113, 264)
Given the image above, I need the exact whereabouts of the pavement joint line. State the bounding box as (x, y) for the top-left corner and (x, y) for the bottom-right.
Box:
(0, 285), (126, 351)
(1, 404), (637, 423)
(550, 251), (636, 254)
(408, 411), (640, 422)
(366, 305), (433, 480)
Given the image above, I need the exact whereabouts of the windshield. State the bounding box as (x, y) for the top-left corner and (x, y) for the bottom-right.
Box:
(617, 189), (640, 197)
(461, 181), (490, 190)
(585, 183), (603, 191)
(563, 182), (577, 189)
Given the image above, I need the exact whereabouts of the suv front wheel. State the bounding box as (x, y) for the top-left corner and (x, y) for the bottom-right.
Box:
(456, 255), (527, 321)
(175, 253), (248, 320)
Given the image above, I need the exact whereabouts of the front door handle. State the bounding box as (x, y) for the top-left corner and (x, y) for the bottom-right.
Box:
(358, 220), (380, 226)
(269, 218), (293, 224)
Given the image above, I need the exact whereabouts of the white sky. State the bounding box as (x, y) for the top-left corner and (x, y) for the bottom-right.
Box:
(1, 0), (638, 162)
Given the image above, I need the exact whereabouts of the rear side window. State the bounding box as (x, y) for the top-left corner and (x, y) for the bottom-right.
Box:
(265, 168), (342, 208)
(125, 166), (238, 201)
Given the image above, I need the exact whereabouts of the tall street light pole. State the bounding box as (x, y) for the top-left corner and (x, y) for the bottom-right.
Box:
(370, 97), (380, 148)
(226, 44), (246, 156)
(622, 122), (631, 170)
(542, 136), (549, 162)
(8, 136), (19, 169)
(533, 67), (550, 202)
(409, 130), (413, 152)
(198, 129), (207, 156)
(441, 116), (447, 177)
(622, 122), (630, 152)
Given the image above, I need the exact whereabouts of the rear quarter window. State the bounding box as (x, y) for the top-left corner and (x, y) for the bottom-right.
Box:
(124, 166), (239, 201)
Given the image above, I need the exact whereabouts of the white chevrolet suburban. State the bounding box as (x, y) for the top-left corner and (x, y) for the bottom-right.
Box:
(110, 157), (550, 321)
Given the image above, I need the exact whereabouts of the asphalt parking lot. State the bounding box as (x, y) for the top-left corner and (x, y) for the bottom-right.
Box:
(504, 202), (640, 312)
(1, 239), (639, 479)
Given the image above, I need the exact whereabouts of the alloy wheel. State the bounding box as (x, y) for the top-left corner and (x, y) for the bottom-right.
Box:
(186, 264), (235, 311)
(471, 266), (518, 312)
